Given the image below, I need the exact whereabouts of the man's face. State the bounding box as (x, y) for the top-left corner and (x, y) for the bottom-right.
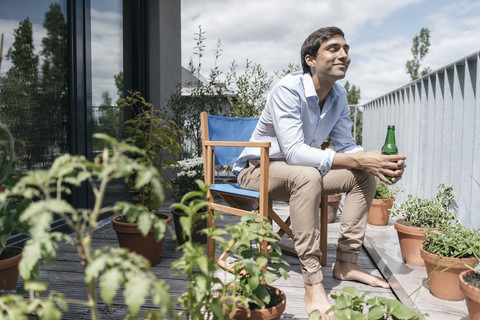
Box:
(307, 35), (351, 81)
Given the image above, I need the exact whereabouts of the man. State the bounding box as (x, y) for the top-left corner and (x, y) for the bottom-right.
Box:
(232, 26), (406, 319)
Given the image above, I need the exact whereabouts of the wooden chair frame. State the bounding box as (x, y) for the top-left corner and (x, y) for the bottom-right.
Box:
(200, 112), (328, 271)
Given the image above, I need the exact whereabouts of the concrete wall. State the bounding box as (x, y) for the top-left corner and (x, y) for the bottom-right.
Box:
(148, 0), (181, 110)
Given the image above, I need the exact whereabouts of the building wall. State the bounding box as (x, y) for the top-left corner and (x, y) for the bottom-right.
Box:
(362, 51), (480, 228)
(148, 0), (181, 111)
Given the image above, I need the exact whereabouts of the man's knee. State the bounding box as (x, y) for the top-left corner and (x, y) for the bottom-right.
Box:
(295, 166), (323, 189)
(354, 170), (376, 196)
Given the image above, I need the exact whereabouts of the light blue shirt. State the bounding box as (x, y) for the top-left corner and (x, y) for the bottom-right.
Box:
(232, 72), (362, 175)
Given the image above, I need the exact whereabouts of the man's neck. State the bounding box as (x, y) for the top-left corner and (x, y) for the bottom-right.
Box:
(311, 73), (335, 110)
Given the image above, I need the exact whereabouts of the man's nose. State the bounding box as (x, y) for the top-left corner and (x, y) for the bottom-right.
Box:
(338, 48), (348, 59)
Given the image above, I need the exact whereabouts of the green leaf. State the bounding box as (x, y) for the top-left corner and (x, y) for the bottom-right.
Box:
(197, 255), (209, 275)
(124, 276), (149, 315)
(308, 309), (322, 320)
(100, 268), (122, 305)
(137, 212), (152, 236)
(255, 284), (270, 305)
(343, 286), (359, 296)
(367, 305), (387, 319)
(387, 300), (418, 319)
(39, 301), (62, 320)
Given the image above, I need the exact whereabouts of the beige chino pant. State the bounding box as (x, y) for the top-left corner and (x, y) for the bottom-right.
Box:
(237, 160), (376, 285)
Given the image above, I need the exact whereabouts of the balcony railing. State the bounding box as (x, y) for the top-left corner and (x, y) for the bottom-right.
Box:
(362, 50), (480, 228)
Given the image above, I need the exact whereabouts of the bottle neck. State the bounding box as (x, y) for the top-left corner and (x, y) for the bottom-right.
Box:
(385, 128), (396, 145)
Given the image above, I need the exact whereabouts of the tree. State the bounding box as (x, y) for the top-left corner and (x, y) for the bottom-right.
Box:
(344, 81), (363, 145)
(39, 2), (69, 162)
(93, 91), (123, 148)
(0, 18), (41, 169)
(406, 27), (432, 81)
(167, 26), (227, 157)
(226, 59), (273, 117)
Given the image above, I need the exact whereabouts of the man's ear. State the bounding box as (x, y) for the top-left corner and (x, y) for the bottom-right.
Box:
(305, 54), (316, 68)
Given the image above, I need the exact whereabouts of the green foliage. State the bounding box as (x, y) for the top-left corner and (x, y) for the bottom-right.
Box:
(344, 81), (363, 145)
(0, 281), (67, 320)
(406, 28), (432, 81)
(170, 180), (227, 320)
(170, 181), (290, 319)
(226, 59), (274, 117)
(118, 90), (184, 211)
(0, 122), (14, 185)
(274, 63), (302, 79)
(222, 212), (290, 311)
(327, 286), (425, 320)
(423, 223), (480, 259)
(168, 26), (228, 157)
(0, 6), (68, 170)
(375, 179), (403, 200)
(0, 122), (31, 255)
(390, 184), (457, 228)
(0, 134), (174, 320)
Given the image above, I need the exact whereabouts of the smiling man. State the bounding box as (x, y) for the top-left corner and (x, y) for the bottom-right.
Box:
(233, 26), (406, 319)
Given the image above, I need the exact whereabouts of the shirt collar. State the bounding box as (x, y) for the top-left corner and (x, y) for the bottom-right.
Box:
(302, 73), (318, 100)
(302, 72), (340, 104)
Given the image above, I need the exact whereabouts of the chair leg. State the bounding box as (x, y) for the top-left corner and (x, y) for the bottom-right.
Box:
(320, 195), (328, 266)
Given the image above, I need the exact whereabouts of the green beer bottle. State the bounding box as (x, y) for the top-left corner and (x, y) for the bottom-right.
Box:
(382, 125), (398, 181)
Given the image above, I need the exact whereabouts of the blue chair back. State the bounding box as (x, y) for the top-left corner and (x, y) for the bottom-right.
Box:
(207, 115), (259, 165)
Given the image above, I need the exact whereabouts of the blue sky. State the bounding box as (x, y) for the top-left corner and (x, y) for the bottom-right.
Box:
(181, 0), (480, 103)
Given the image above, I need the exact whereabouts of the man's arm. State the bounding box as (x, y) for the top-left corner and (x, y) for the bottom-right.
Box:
(331, 150), (406, 184)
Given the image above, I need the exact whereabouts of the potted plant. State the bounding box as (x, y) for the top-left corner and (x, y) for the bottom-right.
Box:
(459, 269), (480, 319)
(325, 286), (425, 319)
(420, 224), (480, 301)
(112, 90), (184, 265)
(0, 134), (173, 319)
(219, 211), (290, 319)
(170, 156), (207, 244)
(170, 181), (227, 319)
(0, 122), (29, 292)
(368, 179), (402, 226)
(390, 184), (457, 266)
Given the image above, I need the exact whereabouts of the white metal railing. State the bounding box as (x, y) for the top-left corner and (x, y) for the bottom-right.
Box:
(362, 50), (480, 228)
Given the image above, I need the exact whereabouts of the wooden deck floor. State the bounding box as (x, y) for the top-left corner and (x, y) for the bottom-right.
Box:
(14, 200), (397, 319)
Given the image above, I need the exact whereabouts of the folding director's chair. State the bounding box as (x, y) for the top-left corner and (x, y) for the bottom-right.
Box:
(200, 112), (328, 271)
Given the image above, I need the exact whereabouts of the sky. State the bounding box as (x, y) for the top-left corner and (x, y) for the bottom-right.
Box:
(181, 0), (480, 104)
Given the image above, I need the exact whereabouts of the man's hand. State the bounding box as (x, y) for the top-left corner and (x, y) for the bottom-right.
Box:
(332, 150), (406, 184)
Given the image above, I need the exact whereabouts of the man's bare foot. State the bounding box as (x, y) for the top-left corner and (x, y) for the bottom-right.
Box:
(304, 282), (333, 320)
(333, 260), (390, 289)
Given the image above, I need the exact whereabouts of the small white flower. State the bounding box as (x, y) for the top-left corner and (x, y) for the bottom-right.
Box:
(178, 170), (186, 177)
(187, 170), (196, 177)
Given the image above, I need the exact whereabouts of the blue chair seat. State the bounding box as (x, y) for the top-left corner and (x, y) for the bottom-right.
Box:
(209, 183), (262, 199)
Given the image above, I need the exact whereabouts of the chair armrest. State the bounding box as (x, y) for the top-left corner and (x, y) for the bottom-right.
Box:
(204, 141), (271, 148)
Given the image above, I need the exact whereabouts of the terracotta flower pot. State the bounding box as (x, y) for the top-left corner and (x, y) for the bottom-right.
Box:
(326, 193), (342, 224)
(368, 198), (394, 226)
(0, 246), (23, 291)
(112, 212), (171, 266)
(227, 285), (286, 320)
(171, 207), (207, 245)
(420, 247), (478, 301)
(459, 270), (480, 319)
(394, 218), (438, 266)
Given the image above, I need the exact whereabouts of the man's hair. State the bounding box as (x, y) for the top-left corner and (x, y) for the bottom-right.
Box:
(300, 26), (345, 74)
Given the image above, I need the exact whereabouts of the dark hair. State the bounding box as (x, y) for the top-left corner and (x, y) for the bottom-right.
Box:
(300, 26), (345, 74)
